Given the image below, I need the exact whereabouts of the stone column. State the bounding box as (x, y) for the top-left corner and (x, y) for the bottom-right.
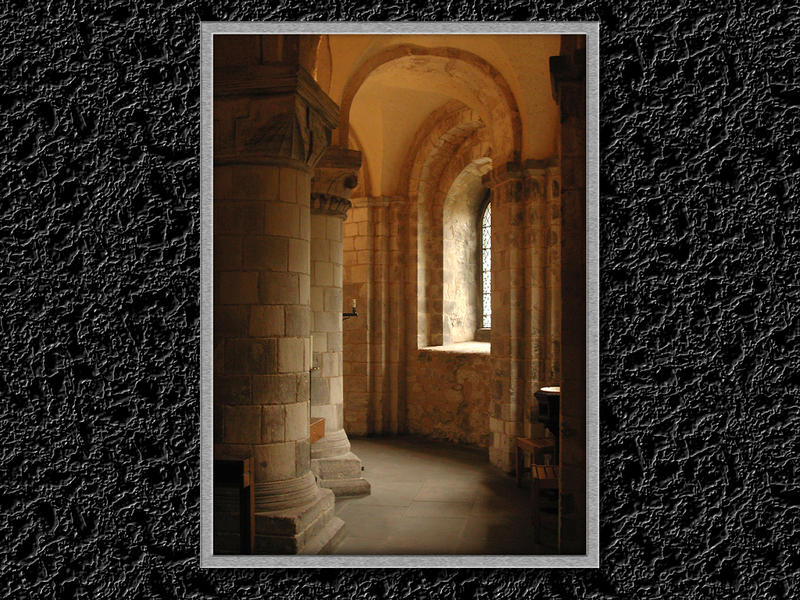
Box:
(369, 197), (392, 434)
(522, 161), (558, 554)
(545, 165), (562, 386)
(309, 148), (370, 497)
(522, 162), (548, 440)
(387, 198), (407, 433)
(484, 164), (526, 472)
(214, 61), (344, 554)
(552, 43), (587, 555)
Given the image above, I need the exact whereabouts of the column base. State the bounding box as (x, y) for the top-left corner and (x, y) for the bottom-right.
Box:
(310, 427), (352, 459)
(311, 451), (371, 497)
(253, 474), (345, 554)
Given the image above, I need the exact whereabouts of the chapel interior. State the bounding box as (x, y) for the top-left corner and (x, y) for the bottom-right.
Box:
(212, 33), (587, 555)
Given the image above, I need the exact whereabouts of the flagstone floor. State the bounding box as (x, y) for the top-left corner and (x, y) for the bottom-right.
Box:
(328, 436), (539, 555)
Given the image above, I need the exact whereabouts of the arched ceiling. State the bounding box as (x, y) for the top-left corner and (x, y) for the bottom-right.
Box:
(350, 76), (453, 198)
(322, 34), (562, 197)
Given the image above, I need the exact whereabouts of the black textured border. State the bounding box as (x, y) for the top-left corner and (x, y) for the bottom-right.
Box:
(1, 1), (798, 598)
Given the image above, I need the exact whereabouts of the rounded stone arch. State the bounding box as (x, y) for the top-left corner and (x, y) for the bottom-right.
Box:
(337, 45), (522, 166)
(400, 101), (485, 200)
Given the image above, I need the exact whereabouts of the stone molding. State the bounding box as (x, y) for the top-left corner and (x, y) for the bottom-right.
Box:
(253, 471), (319, 513)
(349, 195), (403, 209)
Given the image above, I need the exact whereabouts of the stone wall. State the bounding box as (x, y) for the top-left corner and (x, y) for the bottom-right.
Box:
(407, 349), (492, 448)
(342, 199), (371, 435)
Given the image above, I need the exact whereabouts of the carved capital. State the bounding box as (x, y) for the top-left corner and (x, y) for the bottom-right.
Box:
(214, 65), (339, 169)
(310, 194), (352, 219)
(523, 158), (559, 198)
(311, 147), (362, 202)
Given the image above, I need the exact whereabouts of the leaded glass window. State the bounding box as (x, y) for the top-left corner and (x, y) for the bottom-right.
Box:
(481, 202), (491, 328)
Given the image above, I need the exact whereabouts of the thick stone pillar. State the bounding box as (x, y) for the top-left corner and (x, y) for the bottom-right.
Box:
(309, 148), (370, 496)
(213, 58), (344, 554)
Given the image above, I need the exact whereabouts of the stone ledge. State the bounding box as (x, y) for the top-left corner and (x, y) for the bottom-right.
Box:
(418, 341), (490, 355)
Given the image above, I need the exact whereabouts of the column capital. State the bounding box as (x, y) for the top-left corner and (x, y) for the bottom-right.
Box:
(214, 65), (339, 170)
(522, 157), (558, 177)
(310, 193), (352, 219)
(522, 158), (559, 198)
(311, 147), (362, 206)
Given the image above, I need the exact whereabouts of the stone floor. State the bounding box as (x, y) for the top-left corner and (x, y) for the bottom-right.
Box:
(328, 436), (538, 555)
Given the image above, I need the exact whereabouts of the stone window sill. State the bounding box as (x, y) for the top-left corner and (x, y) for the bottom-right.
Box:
(419, 341), (490, 355)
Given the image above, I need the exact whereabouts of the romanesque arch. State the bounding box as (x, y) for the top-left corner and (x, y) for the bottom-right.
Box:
(337, 45), (522, 168)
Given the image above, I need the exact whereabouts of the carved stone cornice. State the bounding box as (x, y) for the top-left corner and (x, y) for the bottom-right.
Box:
(215, 64), (338, 129)
(482, 162), (523, 189)
(311, 147), (362, 202)
(214, 65), (339, 169)
(311, 194), (352, 219)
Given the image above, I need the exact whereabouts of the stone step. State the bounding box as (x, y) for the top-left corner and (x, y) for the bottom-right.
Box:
(311, 452), (365, 480)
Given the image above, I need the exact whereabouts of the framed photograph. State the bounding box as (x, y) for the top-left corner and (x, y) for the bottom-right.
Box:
(200, 21), (599, 568)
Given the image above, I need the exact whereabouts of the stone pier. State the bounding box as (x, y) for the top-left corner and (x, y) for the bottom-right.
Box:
(213, 39), (345, 553)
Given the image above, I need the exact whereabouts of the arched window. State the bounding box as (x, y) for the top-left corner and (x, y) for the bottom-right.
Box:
(436, 161), (492, 346)
(480, 199), (491, 330)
